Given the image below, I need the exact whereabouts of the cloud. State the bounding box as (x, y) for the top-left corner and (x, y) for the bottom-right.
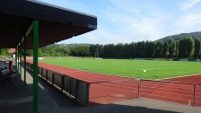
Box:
(174, 13), (201, 32)
(130, 19), (164, 41)
(99, 0), (167, 42)
(39, 0), (167, 44)
(181, 0), (201, 11)
(108, 0), (141, 15)
(40, 0), (201, 45)
(101, 8), (166, 42)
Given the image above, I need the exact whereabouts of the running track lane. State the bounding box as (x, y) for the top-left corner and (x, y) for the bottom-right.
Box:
(164, 75), (201, 107)
(26, 60), (201, 106)
(139, 75), (201, 107)
(26, 59), (139, 105)
(140, 80), (195, 106)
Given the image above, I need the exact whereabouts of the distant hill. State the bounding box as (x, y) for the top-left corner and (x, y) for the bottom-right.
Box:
(157, 31), (201, 42)
(61, 43), (92, 47)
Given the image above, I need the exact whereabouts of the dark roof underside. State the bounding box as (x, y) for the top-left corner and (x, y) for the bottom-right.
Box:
(0, 0), (97, 48)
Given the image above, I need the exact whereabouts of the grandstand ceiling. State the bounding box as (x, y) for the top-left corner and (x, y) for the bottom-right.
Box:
(0, 0), (97, 48)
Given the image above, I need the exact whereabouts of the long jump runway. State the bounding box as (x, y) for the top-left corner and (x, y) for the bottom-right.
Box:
(26, 60), (201, 106)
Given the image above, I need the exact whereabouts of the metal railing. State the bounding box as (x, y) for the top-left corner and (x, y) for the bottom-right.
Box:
(27, 62), (90, 106)
(138, 79), (201, 107)
(26, 61), (201, 107)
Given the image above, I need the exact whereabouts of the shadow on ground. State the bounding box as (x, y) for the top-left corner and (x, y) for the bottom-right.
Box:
(0, 66), (200, 113)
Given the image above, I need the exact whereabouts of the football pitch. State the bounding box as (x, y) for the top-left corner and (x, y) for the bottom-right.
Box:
(39, 58), (201, 80)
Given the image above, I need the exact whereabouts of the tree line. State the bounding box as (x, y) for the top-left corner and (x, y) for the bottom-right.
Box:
(25, 44), (90, 57)
(1, 36), (200, 58)
(0, 48), (9, 55)
(158, 31), (201, 42)
(89, 36), (201, 58)
(0, 44), (90, 57)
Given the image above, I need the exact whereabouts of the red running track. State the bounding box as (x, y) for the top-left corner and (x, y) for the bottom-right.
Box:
(163, 75), (201, 107)
(140, 80), (195, 106)
(26, 60), (139, 104)
(139, 75), (201, 107)
(26, 60), (201, 106)
(163, 75), (201, 84)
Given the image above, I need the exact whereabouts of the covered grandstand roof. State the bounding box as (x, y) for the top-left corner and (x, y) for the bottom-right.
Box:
(0, 0), (97, 48)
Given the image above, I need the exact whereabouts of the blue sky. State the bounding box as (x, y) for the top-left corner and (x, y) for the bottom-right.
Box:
(37, 0), (201, 44)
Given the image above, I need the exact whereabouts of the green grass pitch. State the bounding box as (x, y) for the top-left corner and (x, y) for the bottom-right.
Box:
(39, 58), (201, 80)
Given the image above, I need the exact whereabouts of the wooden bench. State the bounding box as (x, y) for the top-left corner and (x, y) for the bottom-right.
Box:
(1, 69), (17, 85)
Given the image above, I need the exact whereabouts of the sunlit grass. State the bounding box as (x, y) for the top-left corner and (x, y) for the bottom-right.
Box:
(39, 58), (201, 80)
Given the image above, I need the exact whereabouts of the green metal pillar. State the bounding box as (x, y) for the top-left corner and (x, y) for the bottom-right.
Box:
(15, 47), (18, 69)
(20, 45), (22, 78)
(33, 20), (39, 113)
(18, 46), (20, 72)
(24, 35), (27, 86)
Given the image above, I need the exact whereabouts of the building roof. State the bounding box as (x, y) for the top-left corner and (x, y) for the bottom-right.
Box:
(0, 0), (97, 48)
(8, 48), (15, 53)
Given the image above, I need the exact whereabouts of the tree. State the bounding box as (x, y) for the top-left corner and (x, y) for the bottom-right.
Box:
(103, 44), (115, 57)
(194, 38), (200, 58)
(70, 46), (90, 57)
(89, 44), (103, 57)
(26, 49), (33, 56)
(175, 41), (179, 57)
(114, 43), (123, 57)
(163, 42), (169, 57)
(129, 42), (136, 58)
(123, 43), (130, 57)
(179, 37), (194, 58)
(144, 41), (154, 58)
(155, 40), (164, 57)
(135, 41), (145, 58)
(0, 48), (9, 55)
(178, 39), (185, 58)
(186, 37), (194, 58)
(168, 38), (176, 57)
